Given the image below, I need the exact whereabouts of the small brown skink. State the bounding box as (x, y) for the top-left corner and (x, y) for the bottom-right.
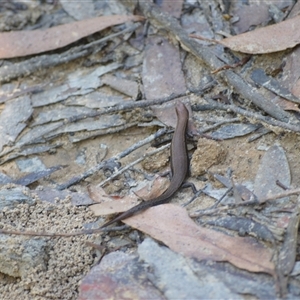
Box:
(101, 101), (189, 228)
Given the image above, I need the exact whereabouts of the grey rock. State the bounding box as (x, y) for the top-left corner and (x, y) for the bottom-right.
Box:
(138, 238), (241, 299)
(16, 157), (46, 173)
(0, 186), (35, 211)
(0, 235), (48, 278)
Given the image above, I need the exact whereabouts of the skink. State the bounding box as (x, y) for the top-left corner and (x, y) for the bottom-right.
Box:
(101, 101), (189, 228)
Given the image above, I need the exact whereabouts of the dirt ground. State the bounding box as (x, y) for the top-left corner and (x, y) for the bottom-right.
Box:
(1, 1), (300, 299)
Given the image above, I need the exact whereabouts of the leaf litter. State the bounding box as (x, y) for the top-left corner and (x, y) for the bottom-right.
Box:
(122, 203), (275, 275)
(1, 0), (300, 299)
(0, 15), (144, 59)
(219, 15), (300, 54)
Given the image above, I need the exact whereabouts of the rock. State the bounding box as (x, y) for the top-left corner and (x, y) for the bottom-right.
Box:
(0, 235), (47, 278)
(0, 186), (35, 211)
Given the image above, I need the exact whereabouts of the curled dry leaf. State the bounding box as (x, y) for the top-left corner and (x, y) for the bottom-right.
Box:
(219, 15), (300, 54)
(123, 204), (275, 275)
(0, 15), (144, 59)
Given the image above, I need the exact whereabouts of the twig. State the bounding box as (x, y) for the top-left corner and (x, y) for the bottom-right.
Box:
(58, 127), (168, 189)
(69, 122), (138, 143)
(182, 188), (203, 207)
(211, 187), (233, 208)
(0, 90), (203, 162)
(64, 91), (192, 124)
(98, 143), (170, 187)
(211, 56), (251, 74)
(202, 97), (300, 132)
(2, 188), (300, 238)
(0, 48), (91, 83)
(197, 117), (240, 133)
(191, 187), (300, 218)
(189, 34), (217, 44)
(0, 224), (129, 237)
(0, 228), (102, 237)
(0, 23), (141, 83)
(247, 128), (272, 142)
(260, 188), (300, 203)
(0, 82), (48, 104)
(138, 0), (290, 122)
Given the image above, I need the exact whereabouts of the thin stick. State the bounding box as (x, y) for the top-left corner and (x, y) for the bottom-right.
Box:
(138, 0), (290, 122)
(198, 117), (240, 133)
(260, 188), (300, 203)
(0, 23), (141, 83)
(63, 91), (191, 124)
(0, 224), (129, 237)
(191, 188), (300, 218)
(203, 97), (300, 132)
(98, 143), (170, 187)
(1, 188), (300, 238)
(58, 127), (168, 189)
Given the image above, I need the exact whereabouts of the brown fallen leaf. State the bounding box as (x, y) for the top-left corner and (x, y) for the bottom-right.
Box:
(254, 145), (290, 201)
(90, 176), (169, 216)
(87, 185), (115, 203)
(273, 97), (300, 112)
(151, 101), (196, 135)
(89, 194), (140, 216)
(123, 204), (275, 275)
(219, 15), (300, 54)
(134, 176), (170, 200)
(0, 15), (144, 59)
(233, 3), (269, 34)
(142, 36), (186, 99)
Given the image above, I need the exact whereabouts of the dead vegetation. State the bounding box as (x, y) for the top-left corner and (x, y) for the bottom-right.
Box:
(0, 0), (300, 299)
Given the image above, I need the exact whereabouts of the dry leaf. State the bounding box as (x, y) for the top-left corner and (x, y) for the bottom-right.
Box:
(0, 15), (144, 59)
(87, 185), (114, 203)
(254, 145), (290, 201)
(90, 176), (169, 216)
(89, 194), (140, 216)
(123, 204), (275, 275)
(142, 36), (186, 99)
(13, 165), (65, 186)
(233, 3), (269, 34)
(220, 15), (300, 54)
(251, 68), (300, 104)
(151, 101), (195, 134)
(274, 97), (300, 112)
(134, 176), (170, 200)
(280, 44), (300, 98)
